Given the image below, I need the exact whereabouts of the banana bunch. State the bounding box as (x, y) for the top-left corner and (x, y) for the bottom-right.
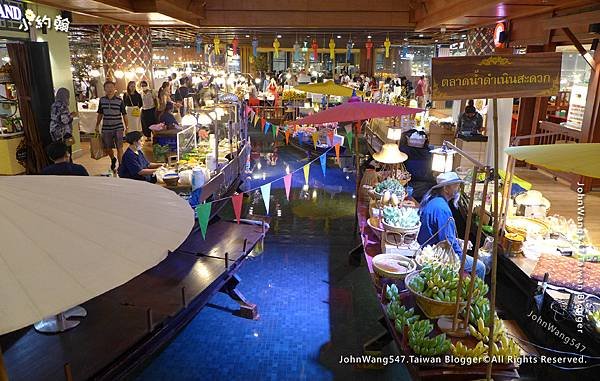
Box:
(469, 316), (506, 344)
(451, 340), (488, 358)
(489, 335), (521, 362)
(409, 332), (452, 356)
(385, 284), (400, 302)
(407, 318), (451, 356)
(409, 265), (459, 302)
(461, 277), (489, 301)
(389, 303), (419, 332)
(468, 297), (491, 326)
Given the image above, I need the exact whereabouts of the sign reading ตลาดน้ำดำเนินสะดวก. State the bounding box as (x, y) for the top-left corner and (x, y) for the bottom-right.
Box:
(431, 52), (562, 100)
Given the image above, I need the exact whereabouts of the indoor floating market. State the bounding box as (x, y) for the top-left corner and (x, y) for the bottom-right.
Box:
(1, 1), (600, 380)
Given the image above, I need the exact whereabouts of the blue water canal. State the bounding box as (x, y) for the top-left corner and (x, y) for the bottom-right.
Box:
(135, 130), (410, 380)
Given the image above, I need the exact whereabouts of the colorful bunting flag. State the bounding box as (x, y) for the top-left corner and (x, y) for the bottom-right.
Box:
(285, 129), (291, 144)
(303, 163), (310, 185)
(346, 131), (354, 150)
(327, 130), (334, 146)
(298, 131), (303, 144)
(261, 117), (266, 130)
(272, 124), (277, 139)
(334, 143), (341, 165)
(264, 122), (271, 135)
(196, 202), (212, 239)
(319, 154), (327, 177)
(283, 173), (292, 200)
(311, 132), (319, 149)
(245, 105), (252, 117)
(260, 183), (271, 214)
(253, 115), (259, 127)
(231, 193), (243, 224)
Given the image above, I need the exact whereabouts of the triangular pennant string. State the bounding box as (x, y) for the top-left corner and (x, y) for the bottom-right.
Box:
(283, 173), (292, 201)
(320, 154), (327, 177)
(346, 131), (354, 150)
(303, 164), (310, 185)
(327, 130), (334, 146)
(334, 143), (341, 165)
(261, 117), (266, 130)
(264, 122), (271, 135)
(196, 202), (212, 239)
(311, 132), (319, 149)
(273, 124), (278, 138)
(231, 193), (243, 224)
(285, 129), (291, 144)
(260, 183), (271, 214)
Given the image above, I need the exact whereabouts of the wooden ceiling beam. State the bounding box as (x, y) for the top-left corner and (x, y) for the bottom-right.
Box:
(414, 0), (500, 31)
(541, 9), (600, 30)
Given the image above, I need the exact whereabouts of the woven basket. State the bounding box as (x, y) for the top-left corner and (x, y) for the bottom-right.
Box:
(405, 271), (466, 319)
(382, 220), (421, 235)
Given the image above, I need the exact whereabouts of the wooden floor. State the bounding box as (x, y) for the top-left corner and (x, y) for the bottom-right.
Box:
(514, 167), (600, 244)
(0, 220), (266, 381)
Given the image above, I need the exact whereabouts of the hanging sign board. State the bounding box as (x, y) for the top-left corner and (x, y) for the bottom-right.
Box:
(431, 52), (562, 100)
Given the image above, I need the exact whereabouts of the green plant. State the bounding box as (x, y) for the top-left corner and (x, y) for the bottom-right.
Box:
(153, 144), (170, 162)
(383, 206), (419, 228)
(374, 178), (404, 197)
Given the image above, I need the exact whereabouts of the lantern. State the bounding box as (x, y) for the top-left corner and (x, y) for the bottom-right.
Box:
(384, 37), (391, 58)
(430, 146), (456, 173)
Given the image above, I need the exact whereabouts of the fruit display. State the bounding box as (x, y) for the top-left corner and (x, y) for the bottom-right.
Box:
(282, 90), (306, 101)
(407, 318), (452, 356)
(451, 316), (520, 363)
(415, 243), (460, 270)
(374, 178), (405, 198)
(467, 296), (491, 326)
(385, 283), (400, 301)
(408, 264), (489, 303)
(388, 302), (420, 330)
(382, 206), (420, 229)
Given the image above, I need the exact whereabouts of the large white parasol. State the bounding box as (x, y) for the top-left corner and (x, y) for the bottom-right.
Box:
(0, 176), (195, 335)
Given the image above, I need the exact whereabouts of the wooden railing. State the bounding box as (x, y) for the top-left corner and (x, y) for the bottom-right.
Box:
(533, 121), (581, 145)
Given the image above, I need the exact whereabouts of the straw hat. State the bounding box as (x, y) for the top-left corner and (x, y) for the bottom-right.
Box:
(373, 143), (408, 164)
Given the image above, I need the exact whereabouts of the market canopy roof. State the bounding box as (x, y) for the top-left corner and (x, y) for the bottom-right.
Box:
(288, 100), (423, 125)
(0, 176), (195, 335)
(504, 143), (600, 179)
(294, 82), (364, 97)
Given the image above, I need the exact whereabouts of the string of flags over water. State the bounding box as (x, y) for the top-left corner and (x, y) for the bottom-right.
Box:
(195, 147), (334, 239)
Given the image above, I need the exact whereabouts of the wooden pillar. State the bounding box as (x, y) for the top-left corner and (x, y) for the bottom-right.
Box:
(577, 47), (600, 192)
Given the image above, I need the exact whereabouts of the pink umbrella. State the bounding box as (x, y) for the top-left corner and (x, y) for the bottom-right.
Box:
(288, 100), (422, 125)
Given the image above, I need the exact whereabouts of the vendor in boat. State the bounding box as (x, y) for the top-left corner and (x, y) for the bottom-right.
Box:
(118, 131), (163, 183)
(418, 172), (486, 278)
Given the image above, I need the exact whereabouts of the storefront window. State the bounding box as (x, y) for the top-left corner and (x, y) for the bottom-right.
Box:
(558, 46), (593, 92)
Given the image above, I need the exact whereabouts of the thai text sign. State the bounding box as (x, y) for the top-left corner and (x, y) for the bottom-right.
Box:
(431, 53), (562, 100)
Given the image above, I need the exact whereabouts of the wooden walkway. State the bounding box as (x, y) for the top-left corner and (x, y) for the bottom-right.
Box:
(0, 219), (267, 381)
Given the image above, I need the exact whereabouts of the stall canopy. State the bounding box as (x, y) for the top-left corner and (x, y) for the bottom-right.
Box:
(0, 176), (195, 335)
(295, 81), (364, 97)
(504, 143), (600, 179)
(288, 101), (422, 125)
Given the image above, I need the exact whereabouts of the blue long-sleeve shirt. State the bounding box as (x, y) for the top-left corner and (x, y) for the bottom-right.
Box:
(418, 195), (463, 256)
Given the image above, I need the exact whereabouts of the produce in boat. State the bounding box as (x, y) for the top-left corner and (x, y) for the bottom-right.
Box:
(383, 206), (420, 229)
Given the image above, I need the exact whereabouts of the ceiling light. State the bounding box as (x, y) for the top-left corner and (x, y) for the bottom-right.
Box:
(419, 34), (424, 37)
(367, 35), (372, 39)
(435, 39), (439, 43)
(277, 34), (282, 38)
(462, 34), (467, 38)
(337, 35), (341, 39)
(245, 34), (250, 38)
(404, 38), (408, 41)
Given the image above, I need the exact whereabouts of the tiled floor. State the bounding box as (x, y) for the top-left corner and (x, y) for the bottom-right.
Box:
(133, 133), (410, 380)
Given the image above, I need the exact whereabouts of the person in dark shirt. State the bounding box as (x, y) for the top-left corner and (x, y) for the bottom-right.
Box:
(457, 102), (483, 136)
(159, 101), (180, 129)
(118, 131), (162, 182)
(172, 77), (190, 115)
(41, 141), (89, 176)
(399, 129), (436, 202)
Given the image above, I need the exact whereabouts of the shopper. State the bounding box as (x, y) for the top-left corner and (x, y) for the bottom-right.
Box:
(140, 80), (158, 139)
(41, 141), (89, 176)
(49, 88), (77, 160)
(415, 75), (425, 108)
(123, 81), (143, 133)
(418, 172), (486, 278)
(157, 81), (171, 114)
(95, 80), (128, 171)
(118, 131), (162, 182)
(170, 73), (180, 95)
(457, 101), (483, 136)
(173, 77), (190, 116)
(159, 102), (180, 129)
